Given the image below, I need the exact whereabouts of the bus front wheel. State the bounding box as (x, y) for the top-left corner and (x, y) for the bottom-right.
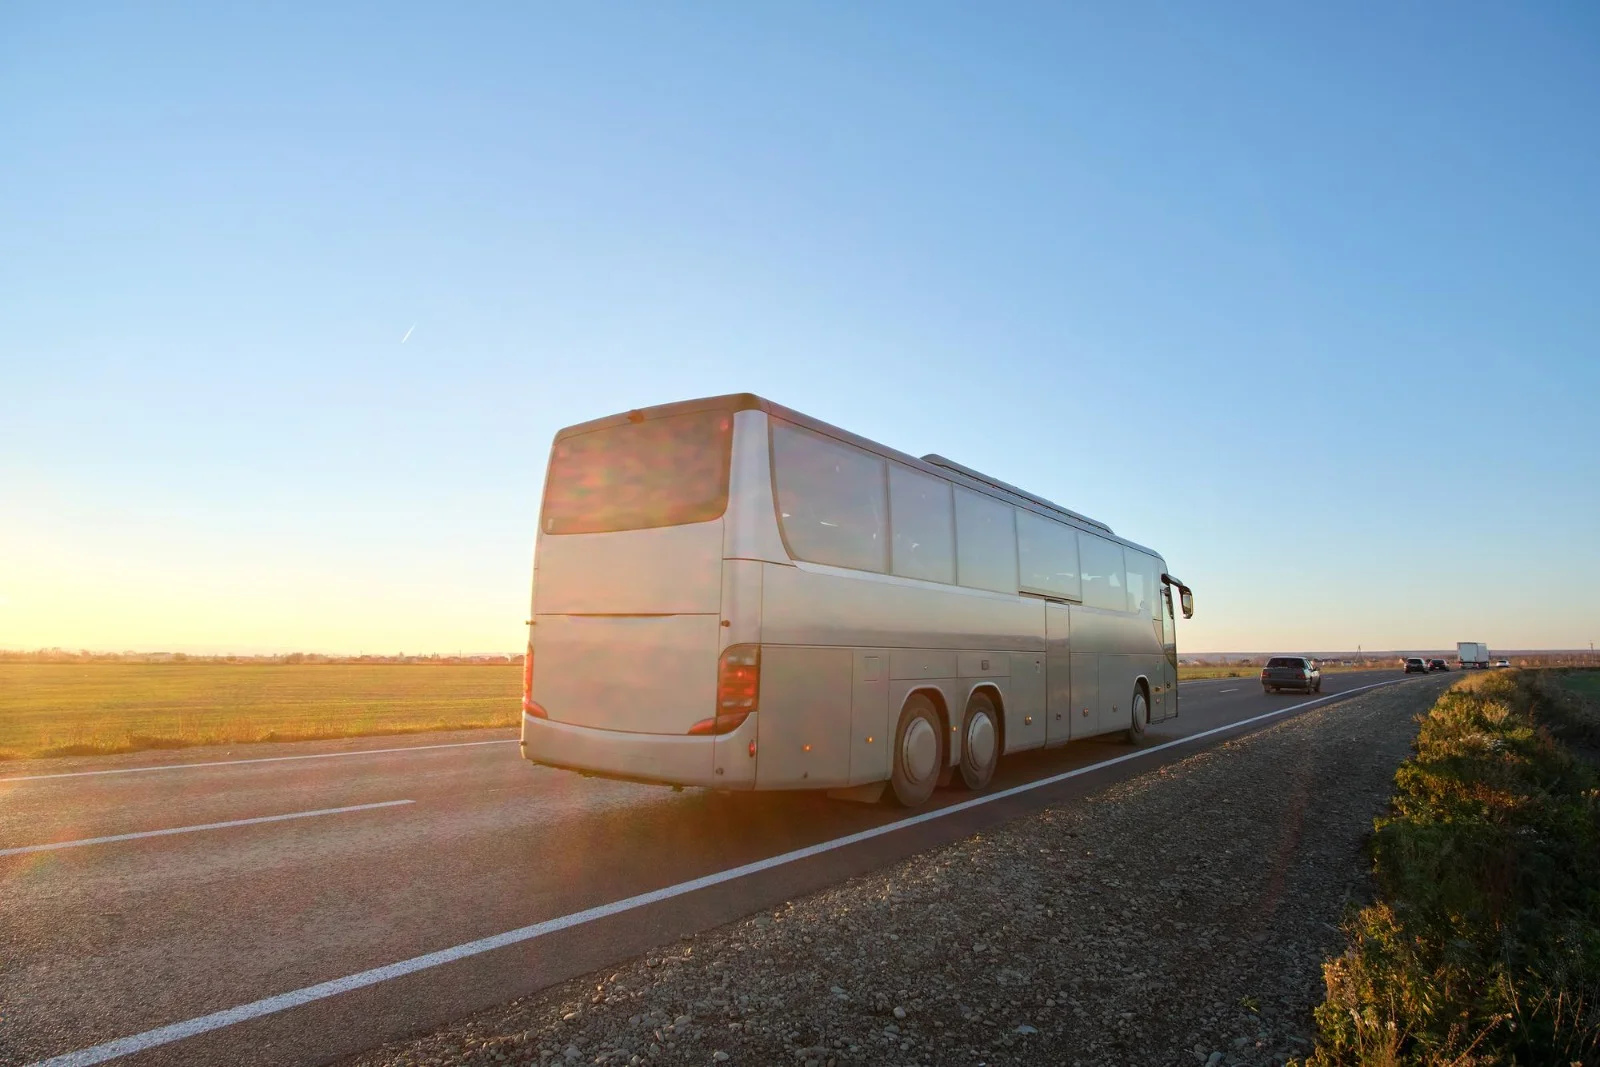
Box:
(1125, 684), (1150, 745)
(890, 694), (944, 808)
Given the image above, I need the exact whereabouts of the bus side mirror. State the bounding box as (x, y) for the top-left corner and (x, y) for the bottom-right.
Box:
(1180, 590), (1194, 619)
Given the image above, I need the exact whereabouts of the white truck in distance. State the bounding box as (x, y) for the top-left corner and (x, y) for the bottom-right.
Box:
(1458, 641), (1491, 669)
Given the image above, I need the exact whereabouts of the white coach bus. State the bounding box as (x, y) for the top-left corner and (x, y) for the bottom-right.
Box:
(521, 394), (1193, 807)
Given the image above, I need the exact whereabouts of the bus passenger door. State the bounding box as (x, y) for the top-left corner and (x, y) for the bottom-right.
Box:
(1045, 602), (1072, 745)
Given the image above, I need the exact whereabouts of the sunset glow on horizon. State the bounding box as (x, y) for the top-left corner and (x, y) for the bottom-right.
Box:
(3, 5), (1595, 657)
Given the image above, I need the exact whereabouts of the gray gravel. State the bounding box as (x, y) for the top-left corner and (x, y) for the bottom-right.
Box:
(347, 680), (1444, 1067)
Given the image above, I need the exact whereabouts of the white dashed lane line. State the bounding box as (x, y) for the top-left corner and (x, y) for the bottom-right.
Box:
(0, 739), (516, 784)
(0, 800), (415, 858)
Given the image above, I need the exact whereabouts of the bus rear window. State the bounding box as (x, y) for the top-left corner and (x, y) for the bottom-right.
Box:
(542, 410), (734, 534)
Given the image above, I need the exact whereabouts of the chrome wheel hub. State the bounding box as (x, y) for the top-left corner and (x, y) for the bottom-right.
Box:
(966, 712), (995, 770)
(902, 716), (938, 783)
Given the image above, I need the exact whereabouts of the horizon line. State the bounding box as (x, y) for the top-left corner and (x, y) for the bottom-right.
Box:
(4, 645), (1595, 659)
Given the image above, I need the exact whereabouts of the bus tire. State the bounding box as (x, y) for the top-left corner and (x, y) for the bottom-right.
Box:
(1125, 683), (1150, 745)
(959, 690), (1000, 791)
(890, 693), (943, 808)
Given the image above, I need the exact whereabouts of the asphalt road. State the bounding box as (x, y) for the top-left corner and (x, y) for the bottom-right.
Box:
(0, 669), (1414, 1067)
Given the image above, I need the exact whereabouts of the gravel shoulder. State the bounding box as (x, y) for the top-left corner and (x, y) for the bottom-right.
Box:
(347, 680), (1447, 1067)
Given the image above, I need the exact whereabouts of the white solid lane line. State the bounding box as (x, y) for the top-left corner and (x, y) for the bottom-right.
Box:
(1219, 688), (1239, 693)
(0, 739), (516, 784)
(27, 678), (1406, 1067)
(0, 800), (415, 858)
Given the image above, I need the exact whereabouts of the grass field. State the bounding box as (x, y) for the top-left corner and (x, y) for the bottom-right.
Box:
(1560, 668), (1600, 704)
(0, 657), (1430, 763)
(0, 662), (520, 761)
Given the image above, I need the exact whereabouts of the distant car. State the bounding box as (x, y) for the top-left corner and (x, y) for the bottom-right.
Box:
(1427, 658), (1448, 672)
(1404, 657), (1428, 674)
(1261, 656), (1322, 694)
(1494, 659), (1511, 668)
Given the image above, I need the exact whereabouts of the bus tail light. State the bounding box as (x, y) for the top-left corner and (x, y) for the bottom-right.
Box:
(688, 644), (760, 736)
(522, 650), (546, 718)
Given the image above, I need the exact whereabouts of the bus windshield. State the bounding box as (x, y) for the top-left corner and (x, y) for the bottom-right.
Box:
(541, 409), (734, 534)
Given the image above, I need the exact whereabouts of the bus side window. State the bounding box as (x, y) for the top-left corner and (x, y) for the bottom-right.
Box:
(888, 463), (955, 584)
(1126, 553), (1159, 621)
(1016, 509), (1080, 600)
(1078, 534), (1129, 612)
(954, 488), (1018, 594)
(1126, 557), (1148, 618)
(770, 421), (888, 573)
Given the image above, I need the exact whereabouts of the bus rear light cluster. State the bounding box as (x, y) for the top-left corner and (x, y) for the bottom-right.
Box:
(522, 651), (546, 718)
(688, 644), (760, 736)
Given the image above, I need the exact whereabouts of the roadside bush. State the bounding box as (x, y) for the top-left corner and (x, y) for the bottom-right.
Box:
(1304, 670), (1600, 1066)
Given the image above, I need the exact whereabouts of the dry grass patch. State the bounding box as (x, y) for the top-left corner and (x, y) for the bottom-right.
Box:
(0, 661), (519, 761)
(1302, 670), (1600, 1066)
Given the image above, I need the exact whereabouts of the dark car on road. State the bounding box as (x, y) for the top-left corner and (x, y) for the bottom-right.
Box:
(1428, 658), (1448, 672)
(1404, 657), (1428, 674)
(1261, 656), (1322, 694)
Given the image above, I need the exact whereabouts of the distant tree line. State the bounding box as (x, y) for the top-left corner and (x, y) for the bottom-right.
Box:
(0, 649), (524, 665)
(1179, 652), (1599, 669)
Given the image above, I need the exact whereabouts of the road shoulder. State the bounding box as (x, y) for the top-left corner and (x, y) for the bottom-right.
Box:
(348, 679), (1447, 1067)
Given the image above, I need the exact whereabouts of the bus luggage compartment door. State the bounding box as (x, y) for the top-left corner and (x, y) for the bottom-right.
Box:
(755, 647), (852, 789)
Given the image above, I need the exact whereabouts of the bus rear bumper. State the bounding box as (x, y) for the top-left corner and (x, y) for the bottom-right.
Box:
(520, 711), (757, 790)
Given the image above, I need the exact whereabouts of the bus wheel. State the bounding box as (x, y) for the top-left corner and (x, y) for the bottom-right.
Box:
(890, 693), (943, 807)
(959, 691), (1000, 791)
(1125, 684), (1150, 745)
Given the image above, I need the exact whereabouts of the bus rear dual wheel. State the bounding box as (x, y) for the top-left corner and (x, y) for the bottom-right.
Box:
(890, 692), (999, 807)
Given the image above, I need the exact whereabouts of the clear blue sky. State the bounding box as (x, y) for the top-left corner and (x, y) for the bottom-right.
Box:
(2, 2), (1596, 654)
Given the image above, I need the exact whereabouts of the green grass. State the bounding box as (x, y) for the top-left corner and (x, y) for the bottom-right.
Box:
(1301, 670), (1600, 1066)
(1178, 665), (1261, 680)
(0, 662), (520, 762)
(1560, 669), (1600, 705)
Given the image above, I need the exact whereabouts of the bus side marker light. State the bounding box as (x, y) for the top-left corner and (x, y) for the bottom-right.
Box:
(748, 740), (757, 758)
(1024, 716), (1033, 726)
(803, 744), (812, 753)
(865, 736), (874, 744)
